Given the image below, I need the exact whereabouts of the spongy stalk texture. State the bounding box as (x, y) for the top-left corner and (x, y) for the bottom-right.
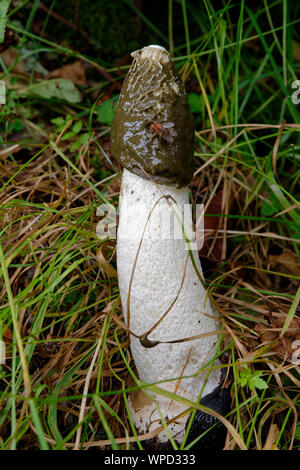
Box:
(117, 169), (220, 439)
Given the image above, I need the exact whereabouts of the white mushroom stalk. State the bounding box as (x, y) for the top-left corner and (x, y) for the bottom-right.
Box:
(111, 45), (221, 444)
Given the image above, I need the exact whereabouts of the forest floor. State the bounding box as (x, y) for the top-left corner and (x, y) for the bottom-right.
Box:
(0, 0), (299, 450)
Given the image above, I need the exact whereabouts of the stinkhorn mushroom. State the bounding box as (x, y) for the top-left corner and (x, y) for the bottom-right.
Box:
(111, 45), (222, 444)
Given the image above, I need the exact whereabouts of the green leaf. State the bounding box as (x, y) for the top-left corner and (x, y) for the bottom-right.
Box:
(60, 120), (82, 140)
(51, 115), (72, 132)
(239, 367), (251, 387)
(70, 132), (89, 151)
(238, 367), (268, 391)
(72, 120), (82, 134)
(0, 0), (11, 43)
(20, 79), (81, 103)
(248, 372), (268, 391)
(261, 197), (281, 216)
(7, 118), (24, 134)
(188, 93), (203, 113)
(51, 117), (65, 127)
(61, 130), (77, 141)
(97, 96), (119, 125)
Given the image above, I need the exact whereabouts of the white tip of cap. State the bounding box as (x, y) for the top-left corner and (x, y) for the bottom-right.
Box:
(131, 45), (170, 63)
(147, 44), (167, 52)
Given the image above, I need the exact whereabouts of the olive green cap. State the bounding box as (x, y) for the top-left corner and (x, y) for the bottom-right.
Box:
(110, 45), (195, 187)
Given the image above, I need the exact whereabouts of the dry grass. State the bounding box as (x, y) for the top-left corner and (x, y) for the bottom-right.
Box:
(0, 0), (300, 450)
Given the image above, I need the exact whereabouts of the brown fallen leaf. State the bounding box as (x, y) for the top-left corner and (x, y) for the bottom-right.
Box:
(108, 176), (121, 194)
(263, 424), (280, 450)
(46, 60), (86, 86)
(199, 188), (235, 261)
(0, 49), (26, 75)
(255, 313), (300, 359)
(269, 251), (300, 277)
(271, 315), (300, 338)
(97, 242), (117, 278)
(0, 323), (13, 345)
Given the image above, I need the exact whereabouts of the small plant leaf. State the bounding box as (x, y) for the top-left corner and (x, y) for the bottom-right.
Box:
(0, 0), (11, 43)
(51, 117), (65, 127)
(97, 96), (119, 125)
(20, 79), (81, 103)
(72, 120), (83, 134)
(70, 132), (89, 151)
(238, 367), (268, 391)
(248, 371), (268, 391)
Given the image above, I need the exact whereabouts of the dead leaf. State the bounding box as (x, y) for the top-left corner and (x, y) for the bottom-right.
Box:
(263, 424), (280, 450)
(46, 61), (86, 86)
(272, 315), (300, 338)
(97, 242), (117, 278)
(199, 188), (235, 261)
(1, 323), (13, 344)
(255, 313), (300, 359)
(0, 49), (26, 75)
(108, 176), (121, 194)
(269, 251), (300, 277)
(292, 40), (300, 62)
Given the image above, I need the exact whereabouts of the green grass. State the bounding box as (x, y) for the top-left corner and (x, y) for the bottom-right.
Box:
(0, 0), (299, 451)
